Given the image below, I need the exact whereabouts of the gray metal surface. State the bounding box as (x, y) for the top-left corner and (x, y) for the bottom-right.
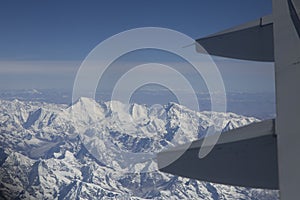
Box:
(273, 0), (300, 199)
(196, 15), (274, 62)
(158, 120), (278, 189)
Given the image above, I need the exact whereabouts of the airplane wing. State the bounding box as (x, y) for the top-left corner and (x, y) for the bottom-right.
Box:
(196, 15), (274, 62)
(157, 119), (278, 189)
(158, 1), (300, 198)
(157, 15), (278, 189)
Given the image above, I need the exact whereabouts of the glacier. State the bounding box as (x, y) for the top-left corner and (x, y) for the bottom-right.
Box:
(0, 98), (279, 199)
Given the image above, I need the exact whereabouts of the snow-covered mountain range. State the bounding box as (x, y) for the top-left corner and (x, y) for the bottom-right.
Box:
(0, 98), (278, 199)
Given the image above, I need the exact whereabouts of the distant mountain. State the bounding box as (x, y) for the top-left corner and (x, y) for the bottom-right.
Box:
(0, 89), (276, 119)
(0, 98), (278, 199)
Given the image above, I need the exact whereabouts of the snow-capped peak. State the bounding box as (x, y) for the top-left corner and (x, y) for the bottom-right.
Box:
(0, 98), (276, 199)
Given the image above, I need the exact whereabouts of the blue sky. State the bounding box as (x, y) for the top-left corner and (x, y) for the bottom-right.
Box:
(0, 0), (274, 92)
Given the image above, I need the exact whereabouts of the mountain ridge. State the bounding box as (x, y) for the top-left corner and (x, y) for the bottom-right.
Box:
(0, 98), (278, 199)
